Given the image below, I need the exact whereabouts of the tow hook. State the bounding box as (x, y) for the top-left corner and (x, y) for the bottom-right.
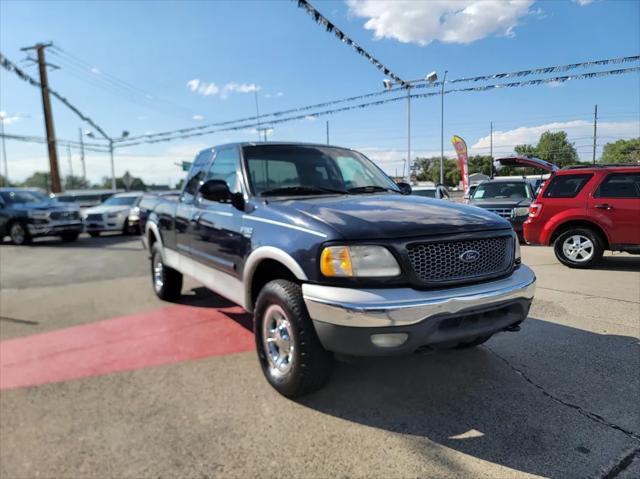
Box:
(504, 324), (521, 332)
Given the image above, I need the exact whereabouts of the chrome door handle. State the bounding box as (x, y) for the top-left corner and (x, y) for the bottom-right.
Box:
(594, 204), (613, 211)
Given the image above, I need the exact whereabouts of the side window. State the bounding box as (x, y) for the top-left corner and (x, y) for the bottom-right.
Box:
(595, 173), (640, 199)
(182, 150), (213, 203)
(543, 174), (593, 198)
(206, 147), (241, 194)
(248, 159), (299, 193)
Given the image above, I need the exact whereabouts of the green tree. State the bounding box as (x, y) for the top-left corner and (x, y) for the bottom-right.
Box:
(21, 171), (50, 190)
(600, 138), (640, 163)
(64, 175), (91, 190)
(535, 131), (578, 167)
(468, 155), (493, 176)
(0, 174), (10, 187)
(100, 173), (146, 191)
(514, 144), (537, 157)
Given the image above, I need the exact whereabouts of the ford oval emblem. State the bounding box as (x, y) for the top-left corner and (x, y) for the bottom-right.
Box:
(460, 250), (481, 263)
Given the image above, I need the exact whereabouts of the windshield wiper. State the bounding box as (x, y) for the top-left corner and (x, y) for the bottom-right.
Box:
(347, 185), (398, 194)
(260, 186), (347, 197)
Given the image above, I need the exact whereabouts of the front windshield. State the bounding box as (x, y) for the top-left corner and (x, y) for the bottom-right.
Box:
(472, 181), (532, 200)
(103, 196), (139, 206)
(243, 145), (399, 196)
(0, 190), (48, 204)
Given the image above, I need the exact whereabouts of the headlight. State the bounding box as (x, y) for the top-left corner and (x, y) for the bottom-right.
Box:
(107, 212), (122, 218)
(514, 234), (521, 263)
(320, 245), (400, 277)
(27, 211), (49, 219)
(513, 207), (530, 217)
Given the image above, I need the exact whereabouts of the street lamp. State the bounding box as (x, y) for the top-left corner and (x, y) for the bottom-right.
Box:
(383, 73), (439, 183)
(85, 129), (129, 191)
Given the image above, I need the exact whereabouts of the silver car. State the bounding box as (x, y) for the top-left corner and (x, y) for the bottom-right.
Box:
(82, 192), (143, 237)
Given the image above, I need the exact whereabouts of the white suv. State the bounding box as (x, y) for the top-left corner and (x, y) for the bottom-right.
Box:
(83, 192), (143, 237)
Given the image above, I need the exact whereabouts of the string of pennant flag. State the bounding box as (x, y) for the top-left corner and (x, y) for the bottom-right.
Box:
(114, 65), (640, 149)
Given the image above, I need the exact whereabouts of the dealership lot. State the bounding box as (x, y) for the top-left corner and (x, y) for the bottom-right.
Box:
(1, 235), (639, 478)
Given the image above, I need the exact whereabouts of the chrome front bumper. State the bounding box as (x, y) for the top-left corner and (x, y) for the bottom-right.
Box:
(303, 265), (536, 328)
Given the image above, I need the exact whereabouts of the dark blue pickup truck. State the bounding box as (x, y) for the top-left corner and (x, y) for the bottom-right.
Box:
(143, 142), (536, 397)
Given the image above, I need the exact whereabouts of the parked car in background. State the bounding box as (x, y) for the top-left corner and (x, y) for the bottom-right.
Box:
(525, 164), (640, 268)
(143, 142), (535, 397)
(411, 184), (450, 199)
(466, 178), (535, 240)
(82, 192), (143, 236)
(50, 189), (119, 209)
(0, 188), (83, 245)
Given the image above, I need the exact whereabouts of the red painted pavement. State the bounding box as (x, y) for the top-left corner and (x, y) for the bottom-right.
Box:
(0, 305), (255, 390)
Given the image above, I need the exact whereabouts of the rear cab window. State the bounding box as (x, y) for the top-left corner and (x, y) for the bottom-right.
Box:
(594, 172), (640, 198)
(543, 174), (593, 198)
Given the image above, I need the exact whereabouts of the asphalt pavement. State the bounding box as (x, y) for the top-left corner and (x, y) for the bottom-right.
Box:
(0, 233), (639, 478)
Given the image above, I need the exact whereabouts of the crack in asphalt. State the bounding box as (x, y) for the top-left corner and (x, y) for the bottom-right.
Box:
(483, 346), (640, 443)
(536, 286), (640, 305)
(602, 447), (640, 479)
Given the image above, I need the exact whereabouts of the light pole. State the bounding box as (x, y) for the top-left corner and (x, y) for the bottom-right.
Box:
(384, 73), (438, 183)
(0, 114), (8, 185)
(440, 70), (448, 185)
(87, 129), (129, 191)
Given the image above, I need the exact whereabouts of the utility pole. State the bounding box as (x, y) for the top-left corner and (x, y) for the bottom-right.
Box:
(0, 116), (8, 185)
(67, 144), (73, 179)
(592, 104), (598, 164)
(78, 128), (86, 181)
(490, 121), (494, 178)
(254, 90), (262, 142)
(440, 70), (448, 185)
(21, 42), (61, 192)
(326, 120), (330, 145)
(406, 85), (411, 183)
(109, 139), (116, 191)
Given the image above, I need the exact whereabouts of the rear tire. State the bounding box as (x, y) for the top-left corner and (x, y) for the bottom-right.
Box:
(254, 280), (333, 398)
(9, 221), (31, 245)
(554, 228), (604, 269)
(151, 243), (182, 301)
(60, 232), (79, 242)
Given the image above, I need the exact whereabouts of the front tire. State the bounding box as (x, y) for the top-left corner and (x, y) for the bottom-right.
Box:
(254, 280), (333, 398)
(9, 221), (31, 245)
(89, 231), (101, 238)
(151, 243), (183, 301)
(60, 232), (79, 242)
(554, 228), (604, 269)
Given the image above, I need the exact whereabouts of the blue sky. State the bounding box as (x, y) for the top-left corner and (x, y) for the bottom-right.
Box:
(1, 0), (639, 185)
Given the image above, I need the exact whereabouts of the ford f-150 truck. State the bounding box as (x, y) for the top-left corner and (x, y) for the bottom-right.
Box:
(143, 142), (536, 397)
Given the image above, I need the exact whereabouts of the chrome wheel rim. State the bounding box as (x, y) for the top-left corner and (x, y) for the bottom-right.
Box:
(153, 255), (164, 292)
(562, 234), (594, 263)
(10, 224), (25, 244)
(262, 304), (294, 378)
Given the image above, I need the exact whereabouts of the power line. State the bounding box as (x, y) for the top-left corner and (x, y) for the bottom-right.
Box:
(114, 66), (640, 148)
(0, 52), (111, 140)
(0, 133), (110, 153)
(294, 0), (407, 85)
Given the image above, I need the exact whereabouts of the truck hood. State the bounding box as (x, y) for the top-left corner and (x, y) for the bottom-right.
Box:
(468, 198), (532, 208)
(83, 205), (132, 215)
(11, 201), (78, 213)
(267, 193), (510, 240)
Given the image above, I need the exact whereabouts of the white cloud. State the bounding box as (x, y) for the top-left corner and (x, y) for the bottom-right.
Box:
(357, 147), (442, 175)
(0, 111), (23, 125)
(192, 114), (205, 121)
(304, 115), (317, 121)
(276, 92), (284, 97)
(574, 0), (594, 6)
(264, 93), (272, 99)
(90, 67), (101, 75)
(471, 120), (640, 157)
(347, 0), (535, 46)
(186, 79), (260, 99)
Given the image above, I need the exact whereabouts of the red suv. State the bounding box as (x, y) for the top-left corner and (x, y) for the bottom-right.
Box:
(524, 164), (640, 268)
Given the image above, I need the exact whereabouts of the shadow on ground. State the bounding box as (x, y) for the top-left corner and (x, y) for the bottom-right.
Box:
(1, 233), (142, 251)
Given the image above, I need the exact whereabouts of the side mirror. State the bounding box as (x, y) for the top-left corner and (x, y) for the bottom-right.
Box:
(199, 179), (230, 202)
(396, 182), (412, 195)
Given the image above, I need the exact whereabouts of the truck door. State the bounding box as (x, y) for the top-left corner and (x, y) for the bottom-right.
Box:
(588, 171), (640, 245)
(175, 149), (214, 255)
(190, 146), (247, 277)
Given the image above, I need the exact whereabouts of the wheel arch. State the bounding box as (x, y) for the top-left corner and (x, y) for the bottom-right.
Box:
(550, 219), (610, 249)
(243, 247), (308, 312)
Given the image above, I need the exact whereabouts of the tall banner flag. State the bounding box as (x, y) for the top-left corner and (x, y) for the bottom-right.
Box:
(452, 135), (469, 192)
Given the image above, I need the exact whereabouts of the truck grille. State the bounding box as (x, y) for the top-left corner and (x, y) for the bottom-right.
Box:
(86, 213), (103, 221)
(51, 211), (80, 220)
(406, 236), (512, 283)
(485, 208), (513, 219)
